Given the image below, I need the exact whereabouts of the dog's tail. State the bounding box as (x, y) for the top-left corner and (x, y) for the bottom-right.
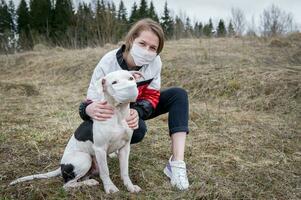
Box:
(9, 167), (61, 186)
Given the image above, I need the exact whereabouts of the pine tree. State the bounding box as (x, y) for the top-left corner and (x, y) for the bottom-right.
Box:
(203, 18), (213, 37)
(198, 22), (203, 37)
(16, 0), (29, 35)
(7, 0), (17, 51)
(174, 15), (184, 39)
(95, 0), (106, 44)
(0, 0), (13, 53)
(194, 22), (203, 38)
(75, 2), (85, 47)
(16, 0), (33, 50)
(117, 0), (127, 21)
(16, 1), (30, 35)
(117, 0), (128, 41)
(106, 1), (118, 43)
(138, 0), (148, 19)
(29, 0), (52, 38)
(75, 2), (94, 47)
(8, 0), (16, 32)
(227, 20), (235, 37)
(52, 0), (74, 44)
(0, 0), (13, 33)
(148, 1), (159, 22)
(160, 1), (174, 39)
(217, 19), (226, 37)
(84, 3), (95, 46)
(108, 1), (116, 18)
(184, 17), (193, 37)
(129, 2), (138, 23)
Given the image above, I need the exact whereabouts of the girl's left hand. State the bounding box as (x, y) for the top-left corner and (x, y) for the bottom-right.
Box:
(126, 109), (139, 129)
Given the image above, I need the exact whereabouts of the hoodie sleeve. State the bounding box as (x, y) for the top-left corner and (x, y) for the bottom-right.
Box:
(86, 62), (106, 101)
(79, 61), (106, 121)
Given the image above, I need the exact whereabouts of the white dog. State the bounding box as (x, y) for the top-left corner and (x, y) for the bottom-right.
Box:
(10, 70), (142, 194)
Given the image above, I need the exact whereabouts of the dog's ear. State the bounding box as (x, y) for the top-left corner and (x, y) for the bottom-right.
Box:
(102, 78), (106, 86)
(96, 78), (106, 94)
(101, 78), (107, 92)
(130, 71), (144, 81)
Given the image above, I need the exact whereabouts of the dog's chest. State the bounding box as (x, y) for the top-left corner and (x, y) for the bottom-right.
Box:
(108, 126), (132, 153)
(93, 120), (132, 153)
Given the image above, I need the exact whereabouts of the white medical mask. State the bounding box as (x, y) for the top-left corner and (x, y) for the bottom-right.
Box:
(111, 81), (138, 104)
(130, 43), (157, 66)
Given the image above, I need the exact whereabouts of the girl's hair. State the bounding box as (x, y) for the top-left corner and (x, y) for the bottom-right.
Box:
(124, 18), (164, 54)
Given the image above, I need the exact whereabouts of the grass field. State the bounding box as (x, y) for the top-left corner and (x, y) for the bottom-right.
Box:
(0, 35), (300, 199)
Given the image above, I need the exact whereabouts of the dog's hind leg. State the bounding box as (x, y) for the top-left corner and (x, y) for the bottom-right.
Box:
(61, 152), (99, 189)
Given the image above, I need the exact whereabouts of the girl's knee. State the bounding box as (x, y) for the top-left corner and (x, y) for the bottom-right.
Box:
(173, 87), (188, 98)
(167, 87), (188, 102)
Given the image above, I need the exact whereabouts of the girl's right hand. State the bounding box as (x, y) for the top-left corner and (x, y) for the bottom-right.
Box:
(86, 101), (114, 121)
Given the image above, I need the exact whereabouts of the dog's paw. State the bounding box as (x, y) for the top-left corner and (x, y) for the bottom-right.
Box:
(126, 184), (142, 193)
(86, 179), (99, 186)
(108, 151), (118, 158)
(104, 184), (119, 194)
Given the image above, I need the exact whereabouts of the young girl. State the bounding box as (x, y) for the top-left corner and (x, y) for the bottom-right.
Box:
(77, 18), (189, 190)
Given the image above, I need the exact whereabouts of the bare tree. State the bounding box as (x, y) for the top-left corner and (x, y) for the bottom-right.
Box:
(231, 7), (246, 36)
(260, 4), (294, 37)
(246, 15), (257, 36)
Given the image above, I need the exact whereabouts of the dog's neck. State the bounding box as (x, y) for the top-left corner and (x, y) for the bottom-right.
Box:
(103, 92), (130, 120)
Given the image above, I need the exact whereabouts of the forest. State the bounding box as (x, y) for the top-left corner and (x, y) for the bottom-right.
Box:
(0, 0), (297, 54)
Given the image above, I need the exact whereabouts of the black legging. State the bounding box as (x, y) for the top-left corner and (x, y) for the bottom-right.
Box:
(131, 87), (189, 144)
(74, 87), (189, 144)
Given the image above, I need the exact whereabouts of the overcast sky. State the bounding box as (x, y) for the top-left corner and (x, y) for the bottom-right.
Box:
(13, 0), (301, 30)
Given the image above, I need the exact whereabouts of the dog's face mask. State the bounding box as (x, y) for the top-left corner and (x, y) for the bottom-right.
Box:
(110, 80), (137, 103)
(100, 70), (141, 105)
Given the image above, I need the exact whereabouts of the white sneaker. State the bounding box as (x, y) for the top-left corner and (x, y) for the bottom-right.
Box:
(163, 156), (189, 190)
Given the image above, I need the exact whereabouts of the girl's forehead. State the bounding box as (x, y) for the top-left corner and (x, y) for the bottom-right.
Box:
(135, 30), (159, 46)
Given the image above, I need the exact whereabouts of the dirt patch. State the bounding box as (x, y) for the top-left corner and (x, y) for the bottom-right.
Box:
(33, 43), (50, 52)
(269, 38), (291, 48)
(0, 82), (39, 96)
(291, 49), (301, 64)
(287, 32), (301, 44)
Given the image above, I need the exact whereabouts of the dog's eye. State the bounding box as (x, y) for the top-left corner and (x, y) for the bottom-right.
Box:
(129, 77), (134, 81)
(112, 81), (117, 85)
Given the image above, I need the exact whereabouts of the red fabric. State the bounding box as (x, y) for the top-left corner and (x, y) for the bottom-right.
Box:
(137, 85), (160, 108)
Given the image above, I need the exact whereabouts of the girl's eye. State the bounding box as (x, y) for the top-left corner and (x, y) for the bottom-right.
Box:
(112, 81), (117, 84)
(129, 77), (134, 81)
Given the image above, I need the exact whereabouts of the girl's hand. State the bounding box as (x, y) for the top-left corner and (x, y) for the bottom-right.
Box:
(86, 101), (114, 121)
(126, 109), (139, 129)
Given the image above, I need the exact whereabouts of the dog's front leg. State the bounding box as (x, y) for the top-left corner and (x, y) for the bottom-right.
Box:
(93, 146), (119, 194)
(119, 142), (141, 193)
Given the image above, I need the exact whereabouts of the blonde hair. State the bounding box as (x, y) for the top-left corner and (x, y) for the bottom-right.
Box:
(124, 18), (164, 54)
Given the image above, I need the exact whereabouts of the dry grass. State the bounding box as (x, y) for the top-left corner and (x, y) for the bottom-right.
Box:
(0, 37), (300, 199)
